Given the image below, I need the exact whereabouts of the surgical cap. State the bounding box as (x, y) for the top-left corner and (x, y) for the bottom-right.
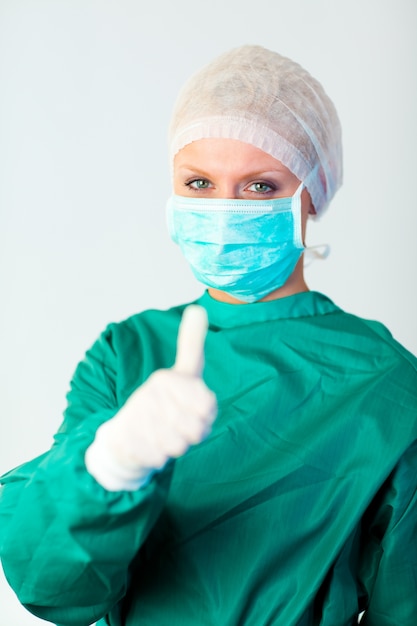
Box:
(169, 45), (343, 215)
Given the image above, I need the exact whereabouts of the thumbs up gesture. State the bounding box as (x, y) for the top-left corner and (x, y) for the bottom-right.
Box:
(85, 306), (217, 491)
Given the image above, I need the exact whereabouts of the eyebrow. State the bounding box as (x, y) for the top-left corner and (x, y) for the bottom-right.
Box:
(176, 165), (212, 177)
(176, 165), (288, 177)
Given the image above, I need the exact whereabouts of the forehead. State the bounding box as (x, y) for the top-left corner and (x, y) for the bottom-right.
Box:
(173, 138), (294, 177)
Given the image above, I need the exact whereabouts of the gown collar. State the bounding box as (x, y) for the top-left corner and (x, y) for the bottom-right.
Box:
(197, 290), (340, 329)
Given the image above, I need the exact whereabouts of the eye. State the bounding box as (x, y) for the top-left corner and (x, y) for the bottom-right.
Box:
(248, 181), (275, 194)
(185, 179), (211, 190)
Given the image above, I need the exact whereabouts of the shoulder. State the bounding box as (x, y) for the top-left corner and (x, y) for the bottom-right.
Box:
(79, 301), (195, 396)
(340, 309), (417, 374)
(312, 293), (417, 370)
(100, 301), (190, 354)
(299, 295), (417, 416)
(330, 307), (417, 412)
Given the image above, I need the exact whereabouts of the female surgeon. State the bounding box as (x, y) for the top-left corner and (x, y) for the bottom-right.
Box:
(1, 45), (417, 626)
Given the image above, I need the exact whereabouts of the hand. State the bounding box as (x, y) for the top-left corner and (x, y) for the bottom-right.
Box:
(85, 305), (217, 491)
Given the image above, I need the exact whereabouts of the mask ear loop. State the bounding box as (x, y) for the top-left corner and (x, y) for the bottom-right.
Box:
(291, 180), (305, 249)
(304, 243), (331, 267)
(301, 165), (330, 266)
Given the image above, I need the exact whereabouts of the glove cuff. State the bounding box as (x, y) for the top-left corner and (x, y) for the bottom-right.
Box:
(85, 432), (154, 492)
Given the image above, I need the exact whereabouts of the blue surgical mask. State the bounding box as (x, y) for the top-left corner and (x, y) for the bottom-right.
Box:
(166, 182), (305, 303)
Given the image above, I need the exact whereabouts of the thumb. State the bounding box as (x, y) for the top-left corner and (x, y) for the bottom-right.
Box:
(174, 305), (208, 376)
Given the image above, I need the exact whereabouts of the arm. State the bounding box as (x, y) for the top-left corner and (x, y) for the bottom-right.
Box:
(0, 305), (216, 626)
(359, 440), (417, 626)
(0, 325), (172, 626)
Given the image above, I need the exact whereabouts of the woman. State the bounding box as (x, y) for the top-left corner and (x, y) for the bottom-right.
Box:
(1, 45), (416, 626)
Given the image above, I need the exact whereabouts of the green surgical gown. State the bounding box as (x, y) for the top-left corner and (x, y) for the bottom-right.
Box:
(1, 291), (417, 626)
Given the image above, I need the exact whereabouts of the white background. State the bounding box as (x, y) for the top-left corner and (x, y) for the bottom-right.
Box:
(0, 0), (416, 623)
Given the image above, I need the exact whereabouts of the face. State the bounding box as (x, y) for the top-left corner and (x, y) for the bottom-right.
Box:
(172, 137), (314, 303)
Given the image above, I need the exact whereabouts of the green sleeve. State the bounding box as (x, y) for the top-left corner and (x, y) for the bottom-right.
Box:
(359, 440), (417, 626)
(0, 325), (172, 626)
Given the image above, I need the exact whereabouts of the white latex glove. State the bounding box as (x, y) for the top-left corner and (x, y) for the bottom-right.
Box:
(85, 305), (217, 491)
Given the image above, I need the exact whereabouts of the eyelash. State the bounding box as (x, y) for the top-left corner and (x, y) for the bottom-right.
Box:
(184, 179), (210, 190)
